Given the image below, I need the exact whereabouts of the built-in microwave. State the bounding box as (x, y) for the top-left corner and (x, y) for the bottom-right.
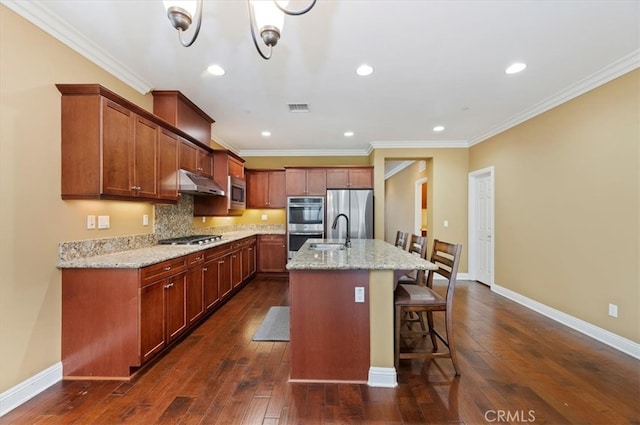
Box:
(228, 175), (246, 211)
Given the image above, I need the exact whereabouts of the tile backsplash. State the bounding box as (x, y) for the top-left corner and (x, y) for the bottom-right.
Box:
(155, 194), (196, 240)
(58, 194), (285, 262)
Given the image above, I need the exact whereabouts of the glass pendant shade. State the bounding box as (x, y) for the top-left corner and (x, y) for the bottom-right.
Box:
(251, 0), (288, 35)
(163, 0), (198, 17)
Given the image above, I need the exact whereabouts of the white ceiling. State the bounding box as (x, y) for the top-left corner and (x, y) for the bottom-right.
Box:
(4, 0), (639, 157)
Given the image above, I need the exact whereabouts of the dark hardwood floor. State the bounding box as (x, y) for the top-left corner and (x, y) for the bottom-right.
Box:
(2, 276), (638, 424)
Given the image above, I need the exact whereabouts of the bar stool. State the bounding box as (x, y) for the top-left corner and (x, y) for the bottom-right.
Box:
(394, 239), (463, 375)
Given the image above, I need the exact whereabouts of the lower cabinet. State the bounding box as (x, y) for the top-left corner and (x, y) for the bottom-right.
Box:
(61, 236), (259, 379)
(186, 252), (206, 326)
(241, 237), (257, 280)
(140, 270), (187, 363)
(258, 234), (287, 273)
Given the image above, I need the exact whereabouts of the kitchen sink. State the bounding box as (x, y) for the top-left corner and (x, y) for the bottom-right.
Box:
(308, 242), (346, 251)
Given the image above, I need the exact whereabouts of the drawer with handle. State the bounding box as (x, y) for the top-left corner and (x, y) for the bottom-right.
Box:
(141, 257), (187, 285)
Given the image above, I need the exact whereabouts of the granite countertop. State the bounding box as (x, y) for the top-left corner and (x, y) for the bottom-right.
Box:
(57, 230), (280, 269)
(286, 239), (438, 271)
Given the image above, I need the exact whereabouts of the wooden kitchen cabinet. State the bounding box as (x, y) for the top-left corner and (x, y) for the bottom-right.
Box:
(326, 167), (373, 189)
(194, 150), (246, 216)
(186, 252), (206, 326)
(179, 139), (213, 178)
(61, 236), (260, 379)
(218, 253), (233, 298)
(165, 272), (187, 343)
(203, 245), (229, 309)
(258, 234), (287, 273)
(139, 259), (190, 363)
(230, 248), (242, 289)
(157, 128), (179, 201)
(60, 94), (159, 200)
(241, 237), (257, 280)
(246, 170), (286, 209)
(285, 168), (327, 196)
(57, 84), (214, 203)
(152, 90), (214, 147)
(140, 259), (188, 360)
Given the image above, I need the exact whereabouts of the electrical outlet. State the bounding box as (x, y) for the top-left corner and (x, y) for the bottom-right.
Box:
(444, 220), (449, 228)
(261, 214), (268, 221)
(355, 287), (365, 303)
(98, 215), (110, 229)
(143, 214), (149, 226)
(608, 303), (618, 318)
(87, 215), (96, 229)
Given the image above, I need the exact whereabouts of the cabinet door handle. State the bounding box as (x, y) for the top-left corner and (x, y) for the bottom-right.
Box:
(202, 267), (208, 272)
(218, 261), (224, 264)
(164, 282), (174, 289)
(164, 266), (172, 271)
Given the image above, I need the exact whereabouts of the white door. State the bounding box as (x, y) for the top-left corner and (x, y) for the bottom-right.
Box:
(469, 168), (494, 286)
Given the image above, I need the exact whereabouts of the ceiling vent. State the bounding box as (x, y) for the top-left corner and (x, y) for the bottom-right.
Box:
(288, 103), (309, 113)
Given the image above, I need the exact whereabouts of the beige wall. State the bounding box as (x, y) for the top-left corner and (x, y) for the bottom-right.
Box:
(469, 70), (639, 342)
(0, 6), (157, 392)
(372, 148), (469, 272)
(384, 160), (430, 244)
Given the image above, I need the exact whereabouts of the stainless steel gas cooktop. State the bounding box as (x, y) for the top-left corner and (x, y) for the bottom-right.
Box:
(158, 235), (223, 245)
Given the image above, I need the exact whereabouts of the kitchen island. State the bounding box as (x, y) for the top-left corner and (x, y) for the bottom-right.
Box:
(286, 239), (437, 387)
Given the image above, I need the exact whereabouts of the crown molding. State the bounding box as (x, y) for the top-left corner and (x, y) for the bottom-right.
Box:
(468, 49), (640, 147)
(369, 140), (470, 149)
(1, 0), (153, 94)
(239, 148), (371, 157)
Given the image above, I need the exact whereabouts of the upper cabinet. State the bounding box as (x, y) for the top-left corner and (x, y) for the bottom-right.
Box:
(178, 138), (213, 179)
(326, 167), (373, 189)
(157, 128), (179, 201)
(59, 88), (158, 201)
(153, 90), (215, 180)
(193, 150), (246, 216)
(57, 84), (216, 203)
(246, 170), (286, 209)
(151, 90), (214, 147)
(285, 168), (326, 196)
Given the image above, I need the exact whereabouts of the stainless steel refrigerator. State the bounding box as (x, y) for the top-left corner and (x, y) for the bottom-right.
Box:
(326, 189), (374, 240)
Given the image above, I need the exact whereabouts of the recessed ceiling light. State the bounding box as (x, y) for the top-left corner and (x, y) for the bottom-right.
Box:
(261, 131), (271, 137)
(433, 126), (445, 132)
(207, 64), (225, 76)
(356, 64), (374, 76)
(505, 62), (526, 74)
(344, 131), (354, 137)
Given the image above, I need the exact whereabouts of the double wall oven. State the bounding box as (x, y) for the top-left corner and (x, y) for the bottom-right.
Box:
(287, 197), (324, 258)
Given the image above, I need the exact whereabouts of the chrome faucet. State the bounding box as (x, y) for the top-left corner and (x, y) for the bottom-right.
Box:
(331, 213), (351, 248)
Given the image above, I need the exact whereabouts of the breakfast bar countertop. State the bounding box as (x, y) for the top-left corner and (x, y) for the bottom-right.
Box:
(286, 239), (437, 271)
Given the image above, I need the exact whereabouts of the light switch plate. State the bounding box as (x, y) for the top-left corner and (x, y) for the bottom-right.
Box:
(98, 215), (110, 229)
(143, 214), (149, 226)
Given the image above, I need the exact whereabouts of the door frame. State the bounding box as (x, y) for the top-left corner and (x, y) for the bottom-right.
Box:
(468, 166), (495, 287)
(414, 177), (428, 235)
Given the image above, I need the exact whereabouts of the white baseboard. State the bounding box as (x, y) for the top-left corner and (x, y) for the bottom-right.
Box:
(368, 367), (398, 388)
(492, 284), (640, 360)
(0, 362), (62, 417)
(433, 272), (470, 281)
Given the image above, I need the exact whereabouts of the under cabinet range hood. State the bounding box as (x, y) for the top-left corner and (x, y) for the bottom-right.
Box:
(178, 169), (225, 196)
